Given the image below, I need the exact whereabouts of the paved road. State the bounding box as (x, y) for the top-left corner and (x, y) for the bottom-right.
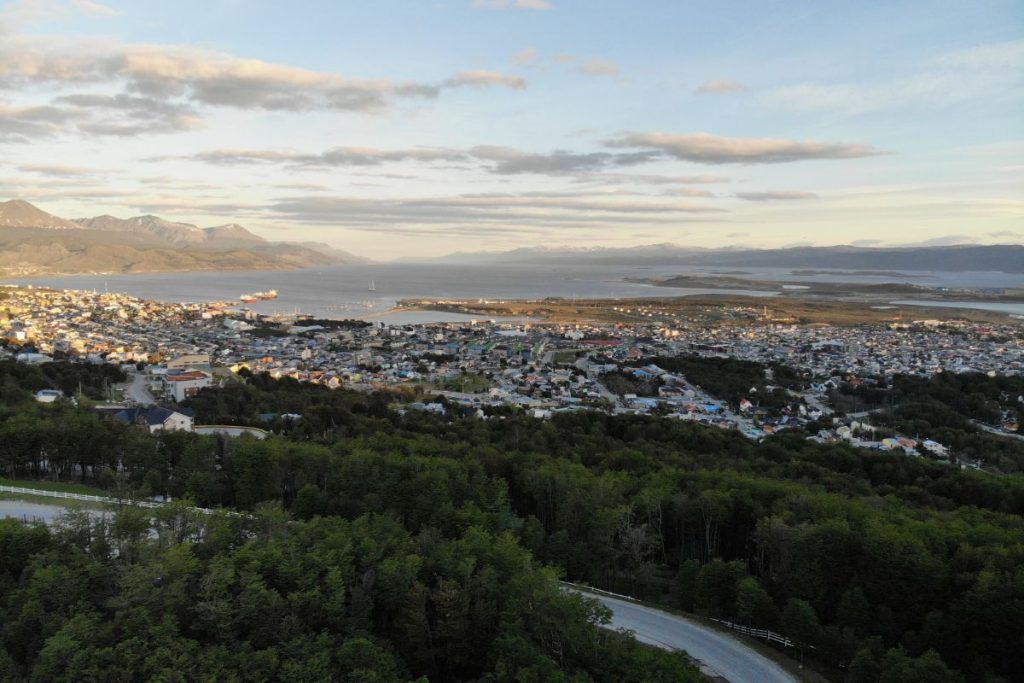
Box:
(123, 371), (155, 405)
(973, 420), (1024, 443)
(575, 589), (796, 683)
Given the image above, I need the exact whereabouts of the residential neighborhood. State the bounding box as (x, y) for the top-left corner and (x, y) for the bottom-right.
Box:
(2, 285), (1021, 468)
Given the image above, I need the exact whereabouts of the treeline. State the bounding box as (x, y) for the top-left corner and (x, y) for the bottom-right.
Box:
(0, 360), (125, 404)
(0, 510), (697, 682)
(3, 365), (1024, 681)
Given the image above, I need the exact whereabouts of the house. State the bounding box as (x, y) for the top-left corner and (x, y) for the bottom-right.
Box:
(163, 370), (212, 401)
(110, 406), (194, 433)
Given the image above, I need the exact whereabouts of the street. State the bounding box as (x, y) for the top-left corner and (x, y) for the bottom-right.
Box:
(123, 370), (155, 406)
(571, 588), (797, 683)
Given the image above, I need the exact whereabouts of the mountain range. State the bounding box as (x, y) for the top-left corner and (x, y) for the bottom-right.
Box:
(411, 243), (1024, 273)
(0, 199), (366, 276)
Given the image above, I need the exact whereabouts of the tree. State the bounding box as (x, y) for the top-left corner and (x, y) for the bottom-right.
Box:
(695, 560), (746, 616)
(735, 577), (778, 627)
(781, 598), (822, 652)
(675, 560), (700, 611)
(291, 484), (326, 519)
(878, 648), (964, 683)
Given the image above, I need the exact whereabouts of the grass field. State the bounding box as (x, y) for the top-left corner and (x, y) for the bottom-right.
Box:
(431, 373), (494, 393)
(398, 294), (1019, 326)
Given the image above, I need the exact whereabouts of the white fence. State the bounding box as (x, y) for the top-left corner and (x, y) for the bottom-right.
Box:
(710, 619), (796, 648)
(1, 484), (162, 508)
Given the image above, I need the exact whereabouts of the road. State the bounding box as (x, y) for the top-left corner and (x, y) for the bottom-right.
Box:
(123, 371), (155, 405)
(574, 588), (797, 683)
(972, 420), (1024, 442)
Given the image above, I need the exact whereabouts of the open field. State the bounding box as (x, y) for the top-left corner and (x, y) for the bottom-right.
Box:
(396, 294), (1021, 326)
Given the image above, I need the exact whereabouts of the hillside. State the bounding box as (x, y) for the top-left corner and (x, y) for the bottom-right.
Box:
(0, 200), (367, 276)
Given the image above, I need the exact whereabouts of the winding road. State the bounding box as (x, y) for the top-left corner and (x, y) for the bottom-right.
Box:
(571, 587), (797, 683)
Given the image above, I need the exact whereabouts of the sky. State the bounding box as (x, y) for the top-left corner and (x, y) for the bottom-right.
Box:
(0, 0), (1021, 260)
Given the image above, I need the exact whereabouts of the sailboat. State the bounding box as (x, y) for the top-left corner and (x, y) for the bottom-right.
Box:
(368, 280), (376, 292)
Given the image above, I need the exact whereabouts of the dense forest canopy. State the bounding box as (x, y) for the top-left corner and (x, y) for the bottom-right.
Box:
(1, 362), (1021, 681)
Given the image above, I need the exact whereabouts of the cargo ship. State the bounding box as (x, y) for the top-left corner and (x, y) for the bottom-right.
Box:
(239, 289), (278, 304)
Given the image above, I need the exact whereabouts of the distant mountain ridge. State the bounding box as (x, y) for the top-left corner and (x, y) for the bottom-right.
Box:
(414, 242), (1024, 273)
(0, 199), (82, 230)
(0, 199), (367, 276)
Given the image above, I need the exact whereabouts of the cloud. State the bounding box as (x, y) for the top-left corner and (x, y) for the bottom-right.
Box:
(18, 163), (101, 176)
(0, 103), (72, 140)
(259, 192), (726, 234)
(851, 239), (883, 247)
(664, 187), (716, 198)
(0, 0), (61, 32)
(694, 80), (748, 95)
(578, 59), (619, 78)
(725, 231), (749, 238)
(575, 173), (732, 185)
(170, 143), (665, 176)
(470, 145), (659, 174)
(899, 234), (980, 247)
(1, 91), (200, 141)
(55, 93), (202, 135)
(734, 191), (818, 201)
(606, 131), (881, 164)
(987, 230), (1023, 239)
(170, 146), (469, 168)
(471, 0), (552, 9)
(765, 39), (1024, 115)
(931, 39), (1024, 70)
(72, 0), (120, 16)
(444, 70), (527, 90)
(0, 34), (527, 136)
(510, 47), (538, 67)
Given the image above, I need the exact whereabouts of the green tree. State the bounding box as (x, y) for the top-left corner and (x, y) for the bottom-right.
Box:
(735, 577), (778, 627)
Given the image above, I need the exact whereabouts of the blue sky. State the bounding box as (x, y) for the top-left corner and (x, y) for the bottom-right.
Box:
(0, 0), (1021, 259)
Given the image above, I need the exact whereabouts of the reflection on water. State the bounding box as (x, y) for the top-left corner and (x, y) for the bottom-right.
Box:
(0, 499), (108, 524)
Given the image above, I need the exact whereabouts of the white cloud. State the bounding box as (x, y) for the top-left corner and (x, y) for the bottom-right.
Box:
(170, 143), (663, 176)
(735, 191), (818, 201)
(578, 59), (619, 78)
(510, 47), (538, 67)
(931, 39), (1024, 69)
(471, 0), (552, 9)
(72, 0), (119, 17)
(606, 132), (881, 164)
(694, 79), (748, 95)
(444, 70), (527, 90)
(765, 39), (1024, 115)
(0, 33), (529, 137)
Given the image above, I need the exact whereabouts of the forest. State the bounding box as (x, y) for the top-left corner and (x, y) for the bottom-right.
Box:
(833, 371), (1024, 472)
(1, 362), (1022, 681)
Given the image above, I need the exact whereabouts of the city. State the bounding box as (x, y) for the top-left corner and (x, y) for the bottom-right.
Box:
(3, 285), (1021, 472)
